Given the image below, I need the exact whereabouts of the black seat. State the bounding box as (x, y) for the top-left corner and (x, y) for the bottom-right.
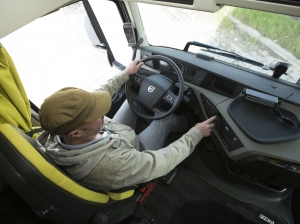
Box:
(0, 44), (145, 223)
(0, 123), (142, 224)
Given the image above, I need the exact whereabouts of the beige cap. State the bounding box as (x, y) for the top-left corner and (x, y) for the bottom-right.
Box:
(38, 87), (111, 135)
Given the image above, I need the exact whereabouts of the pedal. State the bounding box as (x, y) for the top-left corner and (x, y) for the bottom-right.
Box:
(160, 167), (178, 185)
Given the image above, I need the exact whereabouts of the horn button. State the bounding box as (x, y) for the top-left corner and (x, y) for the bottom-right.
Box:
(138, 75), (172, 108)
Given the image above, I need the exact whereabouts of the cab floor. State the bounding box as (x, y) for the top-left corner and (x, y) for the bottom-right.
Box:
(0, 186), (50, 224)
(136, 163), (287, 224)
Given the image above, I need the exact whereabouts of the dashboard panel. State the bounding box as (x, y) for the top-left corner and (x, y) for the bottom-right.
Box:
(139, 46), (300, 191)
(141, 46), (300, 105)
(159, 58), (245, 98)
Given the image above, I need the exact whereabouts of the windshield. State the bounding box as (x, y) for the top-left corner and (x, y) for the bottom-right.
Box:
(138, 3), (300, 84)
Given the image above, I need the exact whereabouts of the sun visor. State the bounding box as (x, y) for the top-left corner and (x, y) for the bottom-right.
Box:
(216, 0), (300, 17)
(125, 0), (300, 16)
(0, 0), (77, 39)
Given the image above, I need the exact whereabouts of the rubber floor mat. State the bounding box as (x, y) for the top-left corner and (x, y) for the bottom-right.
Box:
(141, 166), (286, 224)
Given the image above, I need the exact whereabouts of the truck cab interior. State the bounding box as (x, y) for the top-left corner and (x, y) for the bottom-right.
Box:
(1, 0), (300, 223)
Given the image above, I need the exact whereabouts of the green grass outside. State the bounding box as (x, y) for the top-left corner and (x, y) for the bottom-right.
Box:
(229, 8), (300, 59)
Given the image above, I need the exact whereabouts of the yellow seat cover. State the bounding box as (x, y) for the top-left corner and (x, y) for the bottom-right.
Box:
(0, 43), (32, 132)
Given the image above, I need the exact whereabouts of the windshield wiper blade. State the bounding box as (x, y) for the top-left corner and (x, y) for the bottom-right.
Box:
(201, 49), (273, 71)
(183, 41), (274, 71)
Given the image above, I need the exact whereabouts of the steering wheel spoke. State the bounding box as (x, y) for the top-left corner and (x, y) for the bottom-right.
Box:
(162, 90), (177, 106)
(129, 74), (144, 86)
(152, 107), (165, 116)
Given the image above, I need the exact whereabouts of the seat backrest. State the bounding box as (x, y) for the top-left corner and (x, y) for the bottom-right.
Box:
(0, 123), (139, 224)
(0, 44), (141, 224)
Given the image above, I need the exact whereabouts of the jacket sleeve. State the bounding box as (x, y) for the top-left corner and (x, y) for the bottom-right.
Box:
(96, 70), (129, 96)
(111, 127), (203, 189)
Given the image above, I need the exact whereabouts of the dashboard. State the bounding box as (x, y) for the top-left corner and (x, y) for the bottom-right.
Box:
(141, 46), (300, 105)
(138, 46), (300, 191)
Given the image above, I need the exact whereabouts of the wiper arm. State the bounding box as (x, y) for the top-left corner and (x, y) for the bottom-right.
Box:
(183, 41), (274, 71)
(184, 41), (221, 52)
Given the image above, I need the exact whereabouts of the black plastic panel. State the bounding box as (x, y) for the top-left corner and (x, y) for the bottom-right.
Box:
(228, 96), (300, 143)
(199, 94), (243, 152)
(229, 155), (300, 191)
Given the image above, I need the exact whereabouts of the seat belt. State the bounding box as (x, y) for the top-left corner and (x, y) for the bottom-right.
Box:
(29, 100), (39, 113)
(112, 84), (125, 105)
(26, 127), (44, 137)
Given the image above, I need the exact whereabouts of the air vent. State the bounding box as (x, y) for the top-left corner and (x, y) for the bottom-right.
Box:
(151, 0), (193, 5)
(259, 0), (300, 7)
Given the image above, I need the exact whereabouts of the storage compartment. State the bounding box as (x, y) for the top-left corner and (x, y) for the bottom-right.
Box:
(228, 155), (300, 191)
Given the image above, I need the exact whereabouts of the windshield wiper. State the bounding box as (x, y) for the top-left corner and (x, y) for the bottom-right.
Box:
(183, 41), (274, 71)
(201, 49), (273, 71)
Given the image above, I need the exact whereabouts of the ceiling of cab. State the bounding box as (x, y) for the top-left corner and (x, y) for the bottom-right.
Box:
(0, 0), (77, 39)
(1, 0), (299, 39)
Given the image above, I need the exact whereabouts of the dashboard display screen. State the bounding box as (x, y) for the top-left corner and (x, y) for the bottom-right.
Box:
(213, 77), (236, 95)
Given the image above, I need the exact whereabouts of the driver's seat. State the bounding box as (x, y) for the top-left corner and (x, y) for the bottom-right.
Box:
(0, 123), (142, 224)
(0, 43), (143, 224)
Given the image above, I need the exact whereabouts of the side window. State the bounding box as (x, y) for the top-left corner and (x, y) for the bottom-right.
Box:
(64, 2), (101, 47)
(88, 0), (132, 66)
(0, 1), (127, 107)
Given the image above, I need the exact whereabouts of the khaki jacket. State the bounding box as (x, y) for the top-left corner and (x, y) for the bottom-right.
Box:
(37, 71), (203, 191)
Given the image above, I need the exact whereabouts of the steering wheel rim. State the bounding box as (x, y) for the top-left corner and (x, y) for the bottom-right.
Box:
(126, 55), (184, 120)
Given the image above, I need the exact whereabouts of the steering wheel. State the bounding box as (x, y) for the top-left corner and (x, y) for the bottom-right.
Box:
(126, 55), (184, 120)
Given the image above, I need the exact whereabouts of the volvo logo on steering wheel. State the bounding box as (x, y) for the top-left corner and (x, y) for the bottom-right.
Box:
(148, 86), (155, 93)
